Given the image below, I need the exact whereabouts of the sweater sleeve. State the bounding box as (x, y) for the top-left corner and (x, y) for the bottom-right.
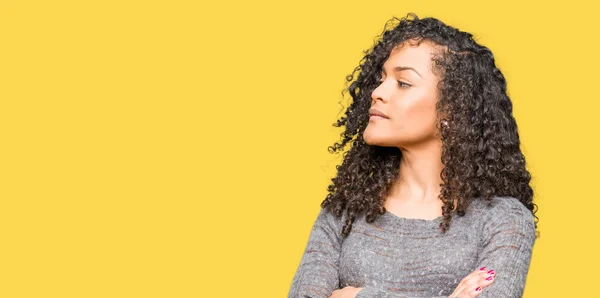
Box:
(475, 197), (537, 298)
(356, 286), (449, 297)
(288, 208), (344, 298)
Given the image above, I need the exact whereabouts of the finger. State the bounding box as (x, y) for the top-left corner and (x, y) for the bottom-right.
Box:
(464, 285), (484, 297)
(453, 268), (495, 297)
(464, 267), (493, 285)
(328, 290), (339, 298)
(473, 267), (489, 278)
(462, 273), (495, 297)
(457, 281), (486, 298)
(465, 275), (496, 298)
(457, 278), (484, 297)
(452, 271), (480, 297)
(478, 269), (496, 284)
(451, 282), (467, 298)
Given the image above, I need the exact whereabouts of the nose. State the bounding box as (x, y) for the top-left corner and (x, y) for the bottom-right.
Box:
(371, 80), (390, 104)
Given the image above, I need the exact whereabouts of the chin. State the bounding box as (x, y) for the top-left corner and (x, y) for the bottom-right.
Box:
(363, 133), (390, 147)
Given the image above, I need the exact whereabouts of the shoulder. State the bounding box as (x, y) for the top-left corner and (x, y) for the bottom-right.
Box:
(315, 207), (346, 231)
(476, 196), (534, 222)
(309, 207), (349, 244)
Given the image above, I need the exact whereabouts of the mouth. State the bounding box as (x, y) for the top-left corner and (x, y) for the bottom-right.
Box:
(369, 108), (389, 119)
(369, 115), (388, 120)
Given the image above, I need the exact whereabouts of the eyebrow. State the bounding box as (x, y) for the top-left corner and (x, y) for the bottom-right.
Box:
(382, 66), (423, 78)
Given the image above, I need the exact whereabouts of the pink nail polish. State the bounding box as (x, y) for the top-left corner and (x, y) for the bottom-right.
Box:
(479, 266), (486, 270)
(476, 287), (482, 291)
(487, 270), (495, 275)
(486, 276), (493, 281)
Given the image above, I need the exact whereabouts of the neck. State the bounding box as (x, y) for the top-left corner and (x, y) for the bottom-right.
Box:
(390, 138), (444, 203)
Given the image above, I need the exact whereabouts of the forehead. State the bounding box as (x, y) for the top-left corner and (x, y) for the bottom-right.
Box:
(382, 40), (438, 72)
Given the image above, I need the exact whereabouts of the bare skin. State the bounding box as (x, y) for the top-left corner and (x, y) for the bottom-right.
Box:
(328, 39), (494, 297)
(364, 39), (448, 212)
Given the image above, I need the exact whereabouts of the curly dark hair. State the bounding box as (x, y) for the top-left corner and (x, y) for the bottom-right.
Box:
(321, 13), (539, 238)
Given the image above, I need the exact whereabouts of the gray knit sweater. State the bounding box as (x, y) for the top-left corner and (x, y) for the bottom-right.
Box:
(288, 196), (537, 298)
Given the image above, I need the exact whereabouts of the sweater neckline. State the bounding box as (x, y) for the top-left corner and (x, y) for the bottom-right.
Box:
(384, 210), (443, 222)
(380, 210), (453, 229)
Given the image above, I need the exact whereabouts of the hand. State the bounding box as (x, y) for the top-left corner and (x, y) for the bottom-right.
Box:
(449, 267), (496, 298)
(328, 286), (364, 298)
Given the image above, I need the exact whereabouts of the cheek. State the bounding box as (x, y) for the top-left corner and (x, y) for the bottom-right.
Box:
(390, 94), (438, 132)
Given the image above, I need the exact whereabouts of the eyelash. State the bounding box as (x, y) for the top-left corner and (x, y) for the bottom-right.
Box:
(397, 81), (411, 88)
(378, 79), (411, 88)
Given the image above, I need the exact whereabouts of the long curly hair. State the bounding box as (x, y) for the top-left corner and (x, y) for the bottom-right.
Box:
(321, 13), (539, 238)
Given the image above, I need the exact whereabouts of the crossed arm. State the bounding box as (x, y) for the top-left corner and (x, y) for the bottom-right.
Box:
(288, 200), (537, 298)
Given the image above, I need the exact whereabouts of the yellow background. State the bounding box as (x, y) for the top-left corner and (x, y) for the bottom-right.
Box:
(1, 0), (597, 297)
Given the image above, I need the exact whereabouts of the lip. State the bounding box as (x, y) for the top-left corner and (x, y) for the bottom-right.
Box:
(370, 115), (387, 120)
(369, 108), (389, 119)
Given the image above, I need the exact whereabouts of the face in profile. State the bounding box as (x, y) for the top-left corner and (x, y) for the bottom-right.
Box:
(363, 40), (442, 148)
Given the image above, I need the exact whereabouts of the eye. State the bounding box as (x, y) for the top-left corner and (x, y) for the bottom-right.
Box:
(397, 81), (411, 88)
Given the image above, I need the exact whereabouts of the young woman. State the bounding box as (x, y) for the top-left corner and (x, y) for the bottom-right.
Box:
(288, 13), (540, 298)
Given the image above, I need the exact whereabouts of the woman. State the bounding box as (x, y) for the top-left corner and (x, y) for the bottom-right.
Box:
(288, 13), (540, 298)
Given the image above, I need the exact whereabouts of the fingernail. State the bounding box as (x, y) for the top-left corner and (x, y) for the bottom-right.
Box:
(479, 266), (486, 270)
(487, 270), (495, 275)
(486, 276), (493, 281)
(476, 287), (482, 291)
